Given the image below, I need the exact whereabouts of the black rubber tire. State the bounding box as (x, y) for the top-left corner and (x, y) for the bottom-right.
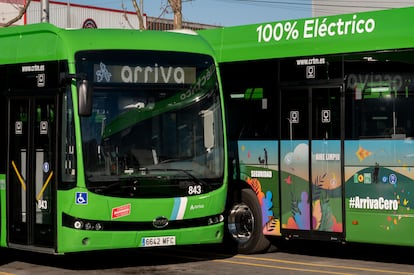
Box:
(226, 188), (272, 254)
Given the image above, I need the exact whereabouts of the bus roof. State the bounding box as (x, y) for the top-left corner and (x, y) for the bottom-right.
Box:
(0, 23), (215, 64)
(198, 6), (414, 63)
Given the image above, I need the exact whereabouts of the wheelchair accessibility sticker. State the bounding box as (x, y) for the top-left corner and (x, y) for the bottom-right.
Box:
(76, 192), (88, 205)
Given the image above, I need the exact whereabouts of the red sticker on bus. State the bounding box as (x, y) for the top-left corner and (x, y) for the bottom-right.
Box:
(111, 204), (131, 219)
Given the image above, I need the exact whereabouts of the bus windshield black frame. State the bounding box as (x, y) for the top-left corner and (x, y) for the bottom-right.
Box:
(75, 50), (224, 198)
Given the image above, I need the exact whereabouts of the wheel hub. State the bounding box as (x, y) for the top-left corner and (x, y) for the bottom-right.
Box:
(227, 202), (255, 243)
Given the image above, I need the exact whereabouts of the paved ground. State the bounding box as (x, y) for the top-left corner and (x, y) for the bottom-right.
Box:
(1, 240), (414, 274)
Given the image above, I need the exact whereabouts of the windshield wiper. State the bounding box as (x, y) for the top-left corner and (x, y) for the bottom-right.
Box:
(88, 176), (141, 192)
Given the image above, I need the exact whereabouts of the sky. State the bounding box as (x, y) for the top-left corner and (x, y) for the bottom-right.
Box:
(66, 0), (312, 27)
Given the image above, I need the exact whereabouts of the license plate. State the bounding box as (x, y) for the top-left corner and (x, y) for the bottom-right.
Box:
(141, 236), (176, 247)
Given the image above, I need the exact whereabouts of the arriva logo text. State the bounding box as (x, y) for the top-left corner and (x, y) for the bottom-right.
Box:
(190, 204), (205, 210)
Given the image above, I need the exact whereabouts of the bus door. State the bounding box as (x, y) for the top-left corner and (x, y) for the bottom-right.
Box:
(280, 85), (343, 239)
(7, 95), (57, 249)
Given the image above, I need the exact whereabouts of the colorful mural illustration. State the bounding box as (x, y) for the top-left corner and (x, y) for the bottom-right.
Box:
(237, 140), (281, 236)
(345, 139), (414, 245)
(280, 141), (343, 233)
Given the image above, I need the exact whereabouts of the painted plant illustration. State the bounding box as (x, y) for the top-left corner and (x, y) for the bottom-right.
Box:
(313, 173), (334, 231)
(285, 172), (342, 232)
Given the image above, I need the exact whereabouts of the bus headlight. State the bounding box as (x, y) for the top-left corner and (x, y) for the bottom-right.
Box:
(95, 223), (103, 231)
(72, 219), (103, 230)
(208, 214), (224, 225)
(74, 220), (84, 229)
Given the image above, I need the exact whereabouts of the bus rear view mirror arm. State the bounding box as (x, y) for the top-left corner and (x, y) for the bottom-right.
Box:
(60, 73), (93, 117)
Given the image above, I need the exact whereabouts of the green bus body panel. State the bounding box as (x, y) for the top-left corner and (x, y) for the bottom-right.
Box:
(57, 186), (226, 252)
(0, 23), (216, 64)
(199, 7), (414, 62)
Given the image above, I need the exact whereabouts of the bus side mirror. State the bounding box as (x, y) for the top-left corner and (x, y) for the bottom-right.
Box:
(78, 79), (93, 116)
(203, 109), (215, 150)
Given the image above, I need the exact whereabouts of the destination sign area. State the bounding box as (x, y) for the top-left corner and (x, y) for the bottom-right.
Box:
(93, 62), (196, 84)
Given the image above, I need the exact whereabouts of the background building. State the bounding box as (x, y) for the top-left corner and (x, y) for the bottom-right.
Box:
(312, 0), (414, 17)
(0, 0), (217, 30)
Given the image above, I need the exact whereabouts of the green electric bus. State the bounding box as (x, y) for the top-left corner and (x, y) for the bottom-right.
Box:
(199, 6), (414, 253)
(0, 24), (226, 254)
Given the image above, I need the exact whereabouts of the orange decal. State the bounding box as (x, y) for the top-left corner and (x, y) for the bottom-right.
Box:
(356, 146), (372, 161)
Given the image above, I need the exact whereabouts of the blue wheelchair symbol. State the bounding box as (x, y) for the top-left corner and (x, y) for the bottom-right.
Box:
(75, 192), (88, 205)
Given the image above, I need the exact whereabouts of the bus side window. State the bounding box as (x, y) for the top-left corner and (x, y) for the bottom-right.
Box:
(345, 87), (414, 140)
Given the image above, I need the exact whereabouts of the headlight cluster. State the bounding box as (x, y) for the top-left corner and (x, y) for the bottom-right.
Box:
(208, 214), (224, 225)
(73, 219), (104, 231)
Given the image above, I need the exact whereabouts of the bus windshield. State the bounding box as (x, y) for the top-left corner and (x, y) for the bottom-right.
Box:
(76, 50), (224, 197)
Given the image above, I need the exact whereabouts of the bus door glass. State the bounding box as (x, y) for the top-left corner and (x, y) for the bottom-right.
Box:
(280, 86), (343, 235)
(7, 95), (57, 248)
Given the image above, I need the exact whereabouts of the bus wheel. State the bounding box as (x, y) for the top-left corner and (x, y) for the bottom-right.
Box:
(227, 188), (271, 254)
